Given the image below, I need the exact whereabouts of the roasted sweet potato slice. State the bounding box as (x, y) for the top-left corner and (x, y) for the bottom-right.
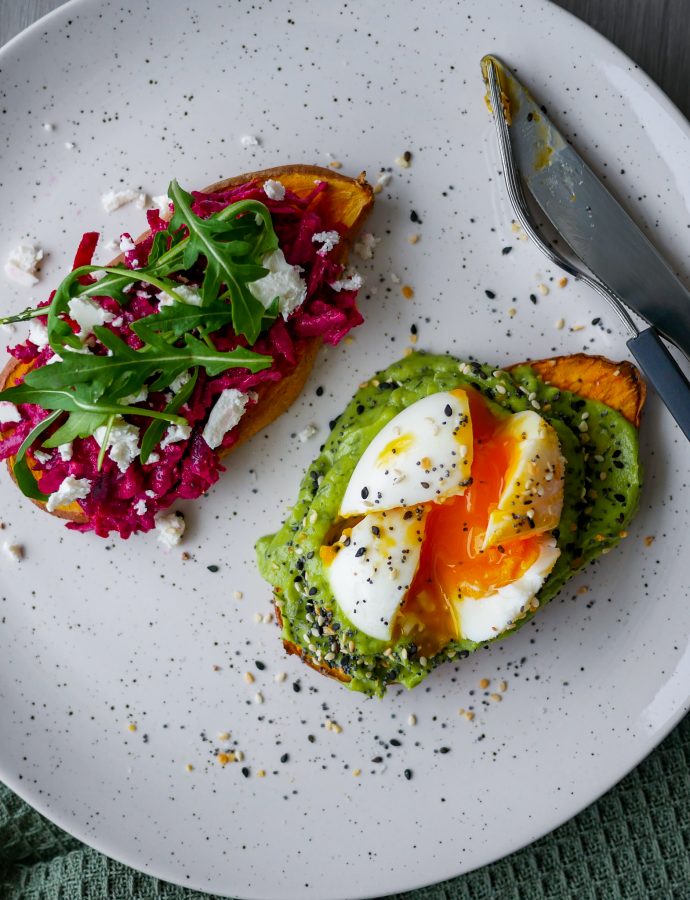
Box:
(0, 165), (374, 521)
(518, 353), (645, 427)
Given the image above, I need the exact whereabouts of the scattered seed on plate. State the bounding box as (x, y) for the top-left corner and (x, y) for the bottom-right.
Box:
(408, 233), (420, 244)
(185, 763), (194, 773)
(233, 590), (243, 600)
(254, 692), (264, 704)
(328, 160), (342, 169)
(256, 769), (266, 778)
(489, 693), (502, 703)
(644, 535), (656, 547)
(479, 678), (490, 689)
(274, 671), (287, 683)
(218, 731), (231, 741)
(401, 285), (414, 299)
(353, 768), (362, 777)
(555, 318), (565, 330)
(508, 307), (517, 317)
(498, 680), (508, 692)
(408, 713), (417, 726)
(558, 276), (568, 287)
(394, 150), (412, 168)
(244, 671), (255, 684)
(127, 722), (137, 732)
(570, 324), (586, 332)
(253, 613), (262, 624)
(537, 282), (549, 295)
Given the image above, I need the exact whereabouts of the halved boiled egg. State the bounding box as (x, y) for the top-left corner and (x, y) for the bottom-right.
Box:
(321, 506), (427, 641)
(339, 390), (473, 517)
(324, 387), (566, 652)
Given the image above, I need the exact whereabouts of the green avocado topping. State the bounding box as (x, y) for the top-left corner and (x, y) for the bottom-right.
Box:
(256, 352), (642, 696)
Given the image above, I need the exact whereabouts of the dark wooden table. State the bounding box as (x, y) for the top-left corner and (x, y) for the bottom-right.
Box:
(1, 0), (688, 120)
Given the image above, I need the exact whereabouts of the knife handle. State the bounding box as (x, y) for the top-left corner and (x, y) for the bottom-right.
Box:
(626, 328), (690, 441)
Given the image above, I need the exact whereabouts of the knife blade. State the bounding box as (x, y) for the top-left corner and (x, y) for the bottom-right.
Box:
(480, 54), (690, 359)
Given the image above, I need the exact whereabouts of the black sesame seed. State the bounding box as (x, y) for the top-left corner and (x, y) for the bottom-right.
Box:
(439, 746), (451, 754)
(410, 208), (420, 223)
(371, 526), (380, 536)
(410, 323), (418, 335)
(207, 564), (219, 573)
(308, 587), (318, 596)
(292, 681), (302, 693)
(255, 660), (266, 671)
(390, 738), (401, 747)
(485, 289), (496, 299)
(404, 768), (413, 780)
(241, 767), (250, 778)
(307, 734), (316, 743)
(361, 486), (369, 499)
(316, 385), (324, 396)
(356, 404), (365, 415)
(530, 293), (537, 304)
(502, 246), (512, 255)
(280, 753), (289, 763)
(372, 756), (383, 763)
(444, 404), (453, 416)
(355, 547), (366, 558)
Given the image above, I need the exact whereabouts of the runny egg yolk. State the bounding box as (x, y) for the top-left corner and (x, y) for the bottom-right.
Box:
(395, 388), (546, 657)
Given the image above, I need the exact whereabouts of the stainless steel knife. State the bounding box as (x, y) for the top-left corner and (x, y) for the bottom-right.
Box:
(481, 54), (690, 441)
(481, 54), (690, 360)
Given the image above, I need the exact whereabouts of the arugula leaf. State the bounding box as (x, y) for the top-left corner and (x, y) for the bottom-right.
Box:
(43, 410), (109, 448)
(131, 301), (235, 339)
(0, 306), (48, 326)
(12, 411), (61, 501)
(139, 367), (199, 464)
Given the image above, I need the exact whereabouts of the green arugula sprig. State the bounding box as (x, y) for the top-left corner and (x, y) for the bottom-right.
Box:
(0, 179), (285, 494)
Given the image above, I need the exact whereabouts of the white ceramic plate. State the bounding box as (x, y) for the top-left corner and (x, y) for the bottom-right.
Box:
(1, 1), (689, 897)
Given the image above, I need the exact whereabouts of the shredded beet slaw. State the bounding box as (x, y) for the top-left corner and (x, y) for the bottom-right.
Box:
(0, 179), (365, 538)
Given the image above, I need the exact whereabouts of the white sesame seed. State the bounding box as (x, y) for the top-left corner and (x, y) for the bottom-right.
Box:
(253, 612), (262, 624)
(244, 671), (255, 684)
(274, 671), (287, 683)
(408, 714), (417, 726)
(254, 692), (264, 704)
(537, 282), (549, 295)
(233, 590), (243, 600)
(555, 318), (565, 330)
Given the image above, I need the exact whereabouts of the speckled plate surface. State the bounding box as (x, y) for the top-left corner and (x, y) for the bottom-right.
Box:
(1, 1), (689, 897)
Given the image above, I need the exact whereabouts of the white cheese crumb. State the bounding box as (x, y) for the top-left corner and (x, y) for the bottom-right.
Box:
(297, 424), (319, 443)
(330, 270), (364, 292)
(4, 244), (44, 287)
(29, 317), (49, 349)
(158, 283), (202, 309)
(2, 542), (24, 562)
(248, 248), (307, 319)
(118, 387), (148, 406)
(67, 296), (115, 339)
(0, 402), (22, 424)
(151, 194), (172, 220)
(240, 134), (260, 147)
(146, 452), (160, 464)
(135, 192), (148, 210)
(160, 423), (192, 449)
(46, 475), (91, 513)
(353, 232), (380, 260)
(312, 230), (340, 255)
(202, 388), (249, 449)
(93, 418), (140, 474)
(155, 511), (186, 547)
(134, 498), (148, 516)
(390, 272), (401, 284)
(43, 122), (54, 131)
(101, 188), (140, 213)
(33, 449), (51, 464)
(57, 442), (73, 462)
(263, 179), (286, 201)
(169, 371), (191, 394)
(119, 235), (137, 253)
(376, 171), (393, 187)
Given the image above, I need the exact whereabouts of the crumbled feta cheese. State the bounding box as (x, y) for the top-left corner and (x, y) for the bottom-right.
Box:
(28, 319), (49, 348)
(43, 122), (54, 132)
(119, 387), (148, 405)
(263, 179), (286, 201)
(151, 194), (172, 220)
(248, 249), (307, 319)
(2, 542), (24, 562)
(376, 171), (393, 188)
(353, 232), (380, 260)
(135, 192), (148, 210)
(57, 442), (73, 461)
(297, 424), (319, 442)
(146, 452), (160, 464)
(170, 371), (191, 394)
(202, 388), (249, 449)
(104, 238), (119, 252)
(175, 284), (202, 305)
(0, 402), (22, 424)
(93, 418), (140, 474)
(111, 316), (124, 327)
(390, 271), (401, 284)
(67, 296), (115, 338)
(160, 423), (192, 449)
(4, 244), (44, 287)
(46, 475), (91, 512)
(155, 511), (186, 547)
(33, 449), (51, 464)
(240, 134), (260, 147)
(119, 235), (137, 253)
(101, 188), (139, 213)
(312, 230), (340, 255)
(330, 270), (364, 292)
(145, 489), (156, 498)
(134, 498), (148, 516)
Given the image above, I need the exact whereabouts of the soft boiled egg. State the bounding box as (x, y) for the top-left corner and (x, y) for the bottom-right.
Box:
(339, 390), (473, 517)
(321, 506), (428, 641)
(323, 386), (566, 652)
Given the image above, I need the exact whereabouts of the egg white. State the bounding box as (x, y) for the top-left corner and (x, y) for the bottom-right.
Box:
(339, 391), (473, 517)
(453, 535), (561, 643)
(325, 506), (427, 641)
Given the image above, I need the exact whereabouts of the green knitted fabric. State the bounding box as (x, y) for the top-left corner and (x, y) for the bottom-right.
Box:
(2, 715), (689, 900)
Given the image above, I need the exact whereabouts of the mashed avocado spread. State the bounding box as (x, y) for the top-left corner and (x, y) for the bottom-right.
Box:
(256, 352), (642, 696)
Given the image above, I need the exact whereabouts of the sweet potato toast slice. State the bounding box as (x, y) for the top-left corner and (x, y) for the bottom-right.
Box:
(278, 352), (646, 684)
(0, 165), (374, 521)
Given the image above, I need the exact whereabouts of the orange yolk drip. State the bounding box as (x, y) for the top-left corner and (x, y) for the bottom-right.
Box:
(395, 388), (544, 657)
